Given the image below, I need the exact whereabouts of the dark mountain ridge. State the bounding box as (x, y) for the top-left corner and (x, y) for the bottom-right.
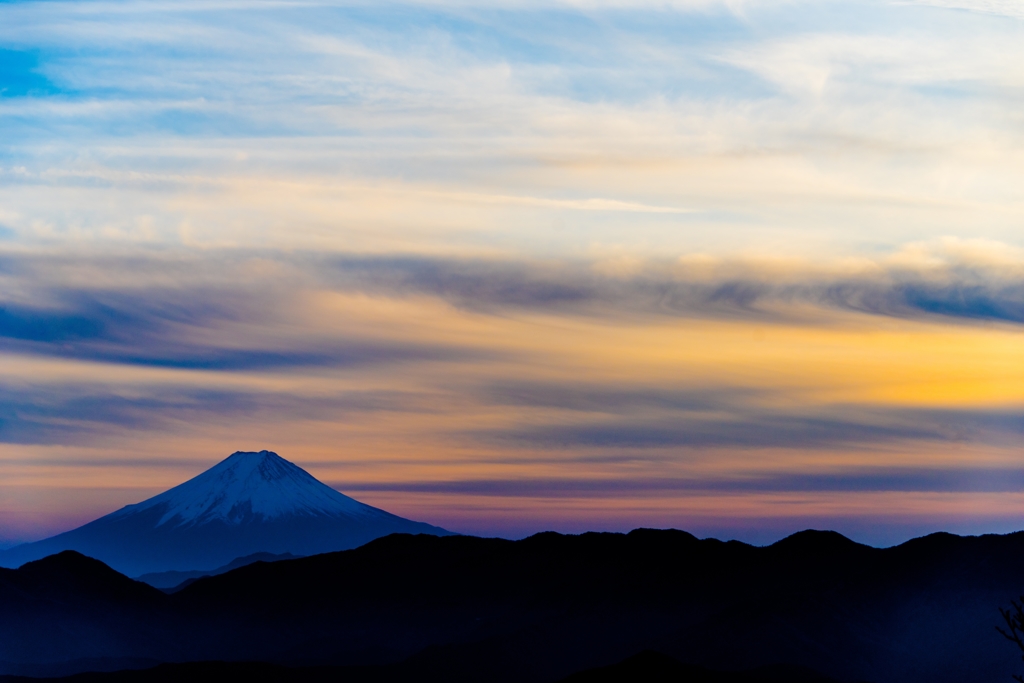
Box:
(0, 654), (851, 683)
(0, 652), (853, 683)
(136, 552), (301, 591)
(2, 529), (1024, 682)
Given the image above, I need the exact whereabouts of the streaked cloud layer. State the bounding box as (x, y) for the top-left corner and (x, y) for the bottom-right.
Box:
(1, 0), (1023, 546)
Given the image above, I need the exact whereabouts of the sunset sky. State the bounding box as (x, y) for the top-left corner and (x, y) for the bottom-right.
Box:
(2, 0), (1024, 548)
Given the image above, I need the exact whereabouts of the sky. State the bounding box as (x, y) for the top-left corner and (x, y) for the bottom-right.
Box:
(2, 0), (1024, 548)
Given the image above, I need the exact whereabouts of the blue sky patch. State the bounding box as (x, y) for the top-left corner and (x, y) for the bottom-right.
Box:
(0, 49), (58, 97)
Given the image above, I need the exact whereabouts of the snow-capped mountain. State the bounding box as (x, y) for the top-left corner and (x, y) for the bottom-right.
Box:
(117, 450), (379, 526)
(0, 451), (451, 576)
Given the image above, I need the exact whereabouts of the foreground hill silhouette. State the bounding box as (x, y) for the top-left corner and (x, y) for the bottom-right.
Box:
(2, 529), (1024, 682)
(0, 652), (849, 683)
(559, 650), (849, 682)
(136, 551), (301, 590)
(0, 451), (450, 576)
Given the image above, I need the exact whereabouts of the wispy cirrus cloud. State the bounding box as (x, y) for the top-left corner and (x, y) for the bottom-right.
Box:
(5, 247), (1024, 464)
(325, 251), (1024, 325)
(2, 0), (1023, 255)
(343, 466), (1024, 495)
(4, 0), (1024, 545)
(910, 0), (1024, 20)
(0, 253), (490, 370)
(0, 384), (434, 445)
(5, 243), (1024, 376)
(472, 403), (1024, 450)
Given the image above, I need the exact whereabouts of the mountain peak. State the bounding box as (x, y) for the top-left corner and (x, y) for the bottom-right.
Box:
(114, 450), (379, 528)
(220, 450), (300, 482)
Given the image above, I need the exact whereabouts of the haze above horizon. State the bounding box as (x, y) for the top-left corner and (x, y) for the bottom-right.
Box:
(2, 0), (1024, 548)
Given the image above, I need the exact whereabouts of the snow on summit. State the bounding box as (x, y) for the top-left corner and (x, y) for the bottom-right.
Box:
(117, 450), (377, 527)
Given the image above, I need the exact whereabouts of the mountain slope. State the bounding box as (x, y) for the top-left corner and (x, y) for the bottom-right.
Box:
(558, 650), (847, 683)
(0, 551), (172, 673)
(136, 552), (301, 590)
(0, 451), (451, 576)
(0, 652), (849, 683)
(2, 529), (1024, 681)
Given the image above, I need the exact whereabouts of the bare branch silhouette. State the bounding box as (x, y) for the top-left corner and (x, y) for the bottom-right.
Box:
(998, 597), (1024, 683)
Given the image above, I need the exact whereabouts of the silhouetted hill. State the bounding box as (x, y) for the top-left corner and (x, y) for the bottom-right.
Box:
(3, 529), (1024, 682)
(0, 652), (850, 683)
(15, 552), (164, 604)
(0, 662), (366, 683)
(558, 650), (849, 682)
(0, 552), (172, 671)
(136, 552), (301, 590)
